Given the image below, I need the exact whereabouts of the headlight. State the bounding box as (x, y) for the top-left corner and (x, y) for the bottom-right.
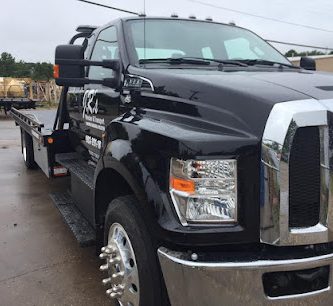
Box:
(169, 158), (237, 226)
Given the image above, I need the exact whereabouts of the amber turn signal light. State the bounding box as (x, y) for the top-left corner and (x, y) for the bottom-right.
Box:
(53, 65), (59, 79)
(170, 177), (195, 193)
(47, 137), (54, 144)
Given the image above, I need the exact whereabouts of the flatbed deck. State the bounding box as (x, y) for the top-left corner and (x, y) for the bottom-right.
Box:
(19, 109), (57, 134)
(10, 108), (57, 137)
(10, 107), (72, 178)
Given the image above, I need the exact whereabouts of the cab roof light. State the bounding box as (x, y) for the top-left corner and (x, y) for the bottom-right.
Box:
(189, 15), (197, 19)
(139, 13), (147, 17)
(206, 17), (213, 21)
(171, 13), (179, 18)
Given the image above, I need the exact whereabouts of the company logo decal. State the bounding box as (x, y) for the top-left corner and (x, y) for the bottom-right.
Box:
(82, 89), (105, 131)
(83, 89), (99, 115)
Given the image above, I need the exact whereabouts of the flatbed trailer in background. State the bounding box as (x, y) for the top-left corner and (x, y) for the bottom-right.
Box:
(0, 78), (39, 113)
(0, 97), (37, 114)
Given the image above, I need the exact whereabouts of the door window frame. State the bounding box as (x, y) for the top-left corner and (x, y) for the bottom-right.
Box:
(86, 25), (119, 82)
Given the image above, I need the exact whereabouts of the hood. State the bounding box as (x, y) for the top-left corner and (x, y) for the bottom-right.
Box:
(249, 70), (333, 100)
(128, 67), (333, 139)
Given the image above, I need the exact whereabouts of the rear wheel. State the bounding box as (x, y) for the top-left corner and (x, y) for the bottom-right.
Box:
(99, 195), (168, 306)
(21, 129), (37, 169)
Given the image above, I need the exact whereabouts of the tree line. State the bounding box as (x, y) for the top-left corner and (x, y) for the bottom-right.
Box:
(285, 49), (333, 57)
(0, 52), (53, 80)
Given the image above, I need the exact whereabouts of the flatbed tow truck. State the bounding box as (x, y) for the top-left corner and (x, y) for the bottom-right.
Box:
(10, 16), (333, 306)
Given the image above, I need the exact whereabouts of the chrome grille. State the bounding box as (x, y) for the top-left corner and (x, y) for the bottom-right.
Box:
(289, 126), (321, 228)
(261, 99), (333, 246)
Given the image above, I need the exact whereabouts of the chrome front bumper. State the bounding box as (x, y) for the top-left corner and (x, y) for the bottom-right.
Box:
(158, 247), (333, 306)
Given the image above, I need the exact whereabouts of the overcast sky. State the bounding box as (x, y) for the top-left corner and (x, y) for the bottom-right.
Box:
(1, 0), (333, 62)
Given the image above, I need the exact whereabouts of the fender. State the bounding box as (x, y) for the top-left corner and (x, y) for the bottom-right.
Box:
(93, 136), (170, 244)
(92, 109), (260, 247)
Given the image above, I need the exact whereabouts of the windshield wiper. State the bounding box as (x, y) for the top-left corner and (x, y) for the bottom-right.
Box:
(199, 58), (248, 67)
(139, 57), (248, 67)
(238, 59), (299, 69)
(139, 57), (211, 65)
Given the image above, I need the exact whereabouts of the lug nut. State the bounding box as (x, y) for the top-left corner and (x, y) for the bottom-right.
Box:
(112, 271), (124, 279)
(110, 292), (122, 298)
(106, 287), (123, 299)
(109, 256), (121, 264)
(113, 284), (125, 292)
(102, 277), (112, 286)
(99, 253), (108, 259)
(105, 245), (117, 254)
(106, 288), (114, 296)
(99, 264), (109, 271)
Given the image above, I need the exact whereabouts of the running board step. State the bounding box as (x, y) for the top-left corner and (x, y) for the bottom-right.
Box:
(55, 152), (94, 189)
(50, 191), (95, 247)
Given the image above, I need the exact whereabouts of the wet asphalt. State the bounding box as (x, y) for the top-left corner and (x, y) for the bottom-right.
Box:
(0, 114), (114, 306)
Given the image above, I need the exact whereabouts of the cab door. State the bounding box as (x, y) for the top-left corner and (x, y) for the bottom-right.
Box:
(81, 26), (121, 164)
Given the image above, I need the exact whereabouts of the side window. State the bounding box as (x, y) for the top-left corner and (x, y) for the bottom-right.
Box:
(88, 26), (119, 80)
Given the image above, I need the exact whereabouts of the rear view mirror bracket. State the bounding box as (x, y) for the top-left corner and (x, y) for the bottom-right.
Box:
(54, 44), (122, 88)
(55, 58), (121, 72)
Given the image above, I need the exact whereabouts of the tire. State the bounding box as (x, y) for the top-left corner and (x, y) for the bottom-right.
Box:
(101, 195), (169, 306)
(21, 129), (38, 169)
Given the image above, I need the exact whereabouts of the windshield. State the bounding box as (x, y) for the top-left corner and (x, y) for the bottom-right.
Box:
(126, 19), (290, 66)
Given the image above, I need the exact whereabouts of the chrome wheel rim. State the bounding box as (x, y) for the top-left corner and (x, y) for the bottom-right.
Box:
(100, 223), (140, 306)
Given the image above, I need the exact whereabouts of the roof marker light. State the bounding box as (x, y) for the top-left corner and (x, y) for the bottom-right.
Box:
(189, 15), (196, 19)
(206, 17), (213, 21)
(171, 13), (179, 18)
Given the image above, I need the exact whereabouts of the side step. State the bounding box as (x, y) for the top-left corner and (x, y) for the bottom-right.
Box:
(55, 152), (94, 189)
(50, 191), (96, 247)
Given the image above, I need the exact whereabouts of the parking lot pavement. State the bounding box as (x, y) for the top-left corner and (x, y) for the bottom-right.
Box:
(0, 115), (114, 306)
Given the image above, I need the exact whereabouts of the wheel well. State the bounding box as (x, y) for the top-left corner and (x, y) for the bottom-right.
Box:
(95, 168), (133, 228)
(94, 167), (162, 253)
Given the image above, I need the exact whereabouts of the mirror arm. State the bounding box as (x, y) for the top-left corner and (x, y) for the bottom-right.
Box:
(56, 77), (120, 88)
(55, 59), (120, 71)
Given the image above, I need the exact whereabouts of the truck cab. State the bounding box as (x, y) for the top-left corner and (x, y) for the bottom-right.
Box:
(13, 16), (333, 306)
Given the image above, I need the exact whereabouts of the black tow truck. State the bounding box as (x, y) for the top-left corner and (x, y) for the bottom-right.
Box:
(11, 16), (333, 306)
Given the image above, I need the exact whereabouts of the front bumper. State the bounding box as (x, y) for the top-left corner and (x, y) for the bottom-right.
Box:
(158, 247), (333, 306)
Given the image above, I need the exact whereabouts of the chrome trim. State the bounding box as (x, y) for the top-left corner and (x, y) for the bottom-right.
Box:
(158, 247), (333, 306)
(261, 99), (333, 245)
(126, 74), (154, 91)
(169, 190), (189, 226)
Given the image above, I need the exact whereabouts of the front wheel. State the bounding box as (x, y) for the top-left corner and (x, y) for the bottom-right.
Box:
(99, 195), (168, 306)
